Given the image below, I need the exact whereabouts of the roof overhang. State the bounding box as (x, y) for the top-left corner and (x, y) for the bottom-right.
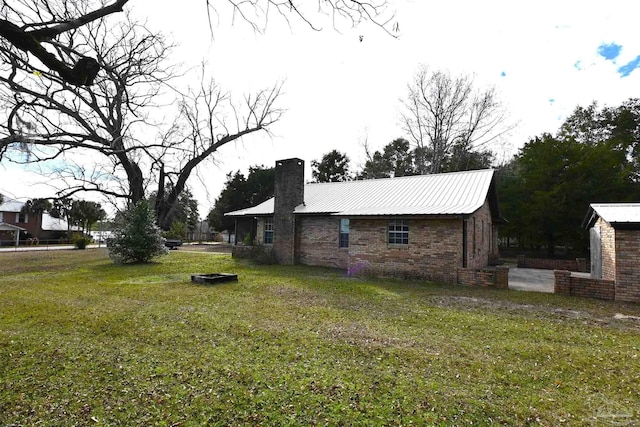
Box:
(583, 203), (640, 229)
(0, 222), (26, 231)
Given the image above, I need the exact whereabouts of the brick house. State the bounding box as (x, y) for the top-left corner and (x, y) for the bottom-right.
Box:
(226, 158), (504, 284)
(0, 197), (74, 245)
(584, 203), (640, 302)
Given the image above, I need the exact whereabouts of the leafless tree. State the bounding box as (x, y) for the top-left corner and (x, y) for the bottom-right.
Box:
(401, 66), (508, 174)
(0, 10), (283, 228)
(0, 0), (395, 86)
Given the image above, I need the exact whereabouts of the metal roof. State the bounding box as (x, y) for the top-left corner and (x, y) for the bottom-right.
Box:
(226, 169), (495, 217)
(586, 203), (640, 228)
(0, 198), (25, 213)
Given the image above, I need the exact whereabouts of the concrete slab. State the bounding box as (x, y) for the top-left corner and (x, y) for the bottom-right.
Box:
(509, 267), (555, 293)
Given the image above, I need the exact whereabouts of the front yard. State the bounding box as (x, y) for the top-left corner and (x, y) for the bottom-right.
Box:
(1, 249), (639, 425)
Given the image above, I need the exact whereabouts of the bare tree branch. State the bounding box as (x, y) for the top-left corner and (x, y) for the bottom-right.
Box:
(400, 66), (510, 174)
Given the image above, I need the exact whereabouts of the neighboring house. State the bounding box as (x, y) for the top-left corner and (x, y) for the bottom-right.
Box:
(584, 203), (640, 302)
(0, 197), (76, 245)
(226, 158), (503, 284)
(188, 220), (215, 242)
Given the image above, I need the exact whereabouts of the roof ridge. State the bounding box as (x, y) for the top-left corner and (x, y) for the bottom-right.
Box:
(306, 168), (494, 187)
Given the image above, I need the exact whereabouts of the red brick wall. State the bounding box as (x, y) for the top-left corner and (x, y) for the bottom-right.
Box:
(457, 266), (509, 288)
(613, 229), (640, 302)
(517, 255), (588, 272)
(347, 217), (463, 283)
(466, 200), (493, 269)
(297, 216), (348, 269)
(554, 270), (615, 301)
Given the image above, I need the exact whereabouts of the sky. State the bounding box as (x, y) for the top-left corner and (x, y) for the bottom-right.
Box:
(2, 0), (640, 218)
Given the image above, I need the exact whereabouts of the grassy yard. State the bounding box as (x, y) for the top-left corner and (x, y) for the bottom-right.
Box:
(1, 249), (639, 426)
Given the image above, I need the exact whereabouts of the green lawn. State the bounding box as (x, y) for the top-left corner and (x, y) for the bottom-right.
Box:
(1, 249), (639, 426)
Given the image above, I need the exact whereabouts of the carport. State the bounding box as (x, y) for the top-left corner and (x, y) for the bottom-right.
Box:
(0, 223), (26, 246)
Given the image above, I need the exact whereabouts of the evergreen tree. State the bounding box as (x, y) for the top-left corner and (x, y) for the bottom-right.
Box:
(311, 150), (352, 182)
(107, 200), (168, 264)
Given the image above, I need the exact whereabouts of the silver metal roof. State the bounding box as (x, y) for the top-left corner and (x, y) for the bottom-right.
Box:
(0, 198), (25, 213)
(226, 169), (495, 217)
(588, 203), (640, 226)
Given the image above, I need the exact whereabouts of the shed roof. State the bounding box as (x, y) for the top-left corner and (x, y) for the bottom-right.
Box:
(227, 169), (497, 218)
(585, 203), (640, 229)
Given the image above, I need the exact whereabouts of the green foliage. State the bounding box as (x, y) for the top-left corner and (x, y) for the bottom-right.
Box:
(1, 250), (639, 425)
(311, 149), (352, 182)
(107, 200), (168, 264)
(149, 187), (199, 232)
(49, 198), (106, 236)
(441, 141), (494, 172)
(208, 165), (274, 231)
(163, 221), (186, 240)
(498, 100), (640, 255)
(72, 232), (91, 250)
(360, 138), (415, 179)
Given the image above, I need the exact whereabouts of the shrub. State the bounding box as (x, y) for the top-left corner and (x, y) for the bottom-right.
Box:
(73, 233), (91, 250)
(107, 200), (168, 264)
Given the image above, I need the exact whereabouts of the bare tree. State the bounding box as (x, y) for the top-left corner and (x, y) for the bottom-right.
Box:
(0, 0), (395, 86)
(0, 10), (283, 228)
(401, 66), (508, 174)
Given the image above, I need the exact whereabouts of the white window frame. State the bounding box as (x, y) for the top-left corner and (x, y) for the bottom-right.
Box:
(388, 219), (409, 245)
(263, 217), (274, 245)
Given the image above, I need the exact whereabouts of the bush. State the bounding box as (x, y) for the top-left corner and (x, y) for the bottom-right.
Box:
(73, 233), (91, 250)
(107, 200), (168, 264)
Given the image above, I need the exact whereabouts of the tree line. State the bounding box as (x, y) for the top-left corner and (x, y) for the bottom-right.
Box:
(209, 98), (640, 260)
(498, 99), (640, 256)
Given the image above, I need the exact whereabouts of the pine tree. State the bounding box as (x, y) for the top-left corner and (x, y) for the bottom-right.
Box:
(107, 200), (168, 264)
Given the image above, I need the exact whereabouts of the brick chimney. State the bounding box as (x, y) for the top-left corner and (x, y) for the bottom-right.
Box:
(273, 158), (304, 264)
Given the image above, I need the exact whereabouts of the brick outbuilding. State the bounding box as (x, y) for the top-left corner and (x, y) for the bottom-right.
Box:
(585, 203), (640, 302)
(227, 158), (504, 284)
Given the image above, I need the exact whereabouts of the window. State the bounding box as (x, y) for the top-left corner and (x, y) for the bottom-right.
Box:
(17, 212), (28, 223)
(388, 219), (409, 245)
(263, 217), (274, 245)
(339, 218), (350, 248)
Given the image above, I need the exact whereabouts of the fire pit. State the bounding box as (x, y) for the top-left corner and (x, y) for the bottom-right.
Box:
(191, 273), (238, 284)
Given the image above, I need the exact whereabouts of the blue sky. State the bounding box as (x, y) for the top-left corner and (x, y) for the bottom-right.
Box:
(2, 0), (640, 215)
(597, 42), (640, 77)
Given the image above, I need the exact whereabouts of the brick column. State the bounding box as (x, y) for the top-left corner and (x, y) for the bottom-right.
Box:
(554, 270), (571, 295)
(495, 266), (509, 289)
(517, 254), (526, 267)
(273, 158), (304, 265)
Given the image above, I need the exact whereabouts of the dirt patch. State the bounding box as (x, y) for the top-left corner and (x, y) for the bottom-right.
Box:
(430, 295), (640, 332)
(176, 244), (232, 253)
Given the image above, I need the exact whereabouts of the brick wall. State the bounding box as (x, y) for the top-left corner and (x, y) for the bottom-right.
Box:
(297, 216), (348, 269)
(613, 229), (640, 302)
(599, 219), (616, 281)
(347, 217), (463, 283)
(457, 266), (509, 288)
(554, 270), (615, 300)
(466, 200), (494, 269)
(517, 255), (588, 272)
